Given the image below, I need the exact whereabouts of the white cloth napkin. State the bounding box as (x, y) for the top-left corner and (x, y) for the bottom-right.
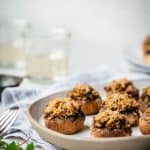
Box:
(1, 66), (149, 150)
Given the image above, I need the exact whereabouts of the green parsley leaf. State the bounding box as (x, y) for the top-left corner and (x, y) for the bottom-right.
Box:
(5, 142), (22, 150)
(26, 143), (34, 150)
(0, 139), (34, 150)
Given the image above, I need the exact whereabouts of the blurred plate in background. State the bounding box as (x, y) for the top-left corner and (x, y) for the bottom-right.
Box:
(123, 46), (150, 74)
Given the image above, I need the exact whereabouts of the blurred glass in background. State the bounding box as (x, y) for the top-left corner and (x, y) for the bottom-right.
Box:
(0, 19), (28, 69)
(25, 27), (71, 82)
(0, 19), (71, 83)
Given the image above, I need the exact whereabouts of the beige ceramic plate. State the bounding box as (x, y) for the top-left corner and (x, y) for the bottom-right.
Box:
(27, 79), (150, 150)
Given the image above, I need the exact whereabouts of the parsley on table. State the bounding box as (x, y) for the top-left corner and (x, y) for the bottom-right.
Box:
(25, 143), (34, 150)
(0, 139), (34, 150)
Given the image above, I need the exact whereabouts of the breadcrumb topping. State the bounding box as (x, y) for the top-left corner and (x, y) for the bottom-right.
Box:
(141, 107), (150, 123)
(44, 98), (84, 120)
(141, 87), (150, 107)
(104, 78), (139, 100)
(93, 110), (130, 129)
(103, 93), (139, 113)
(67, 84), (101, 101)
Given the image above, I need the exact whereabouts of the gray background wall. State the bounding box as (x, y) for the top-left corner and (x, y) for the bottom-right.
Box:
(0, 0), (149, 72)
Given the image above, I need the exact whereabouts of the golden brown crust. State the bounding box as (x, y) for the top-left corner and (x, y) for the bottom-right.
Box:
(103, 93), (139, 112)
(44, 98), (84, 120)
(91, 110), (132, 137)
(67, 84), (101, 101)
(67, 84), (101, 115)
(140, 100), (147, 113)
(44, 98), (85, 134)
(140, 87), (150, 112)
(93, 110), (130, 129)
(124, 112), (139, 126)
(102, 93), (139, 126)
(104, 78), (139, 100)
(45, 117), (85, 134)
(139, 108), (150, 135)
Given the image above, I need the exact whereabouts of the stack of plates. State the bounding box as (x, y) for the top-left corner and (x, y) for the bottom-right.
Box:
(123, 47), (150, 74)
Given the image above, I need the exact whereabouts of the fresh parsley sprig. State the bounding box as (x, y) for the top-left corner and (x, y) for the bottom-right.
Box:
(0, 139), (34, 150)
